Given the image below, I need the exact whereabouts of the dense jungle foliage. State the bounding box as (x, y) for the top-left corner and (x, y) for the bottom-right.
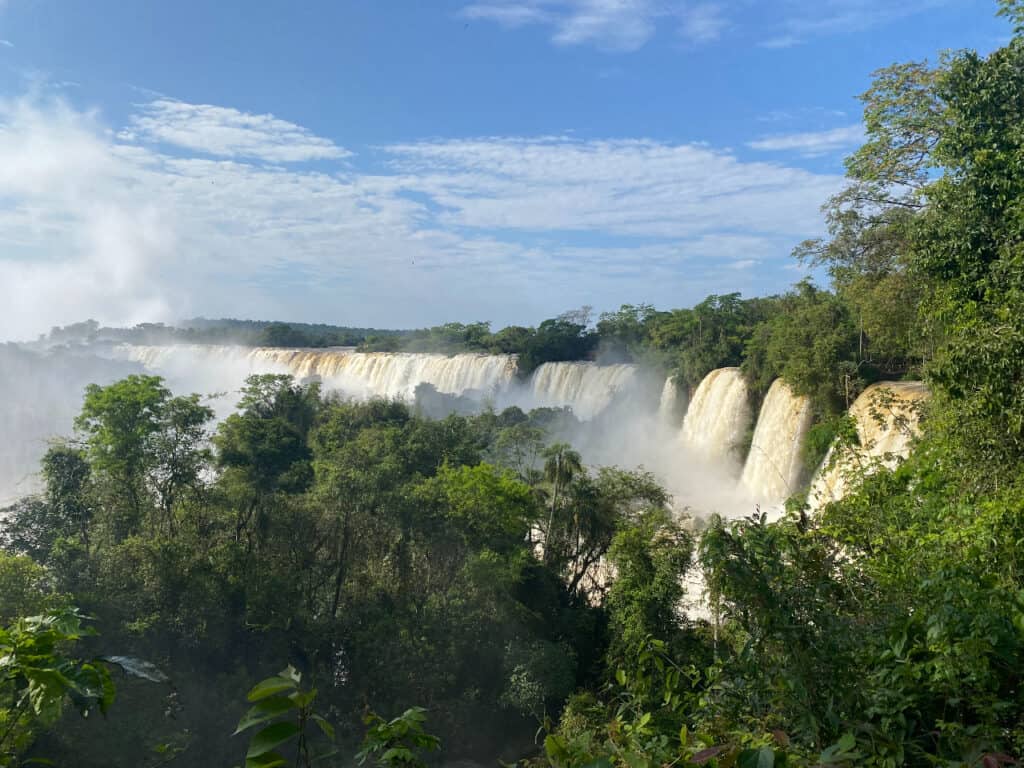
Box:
(5, 2), (1024, 766)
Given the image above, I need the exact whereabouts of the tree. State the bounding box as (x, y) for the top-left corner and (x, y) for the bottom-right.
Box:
(75, 375), (171, 535)
(540, 443), (583, 565)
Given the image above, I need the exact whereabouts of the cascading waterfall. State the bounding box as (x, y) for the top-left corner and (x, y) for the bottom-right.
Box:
(679, 367), (751, 465)
(105, 346), (932, 520)
(739, 379), (813, 506)
(117, 344), (518, 402)
(657, 375), (687, 430)
(806, 381), (928, 511)
(524, 362), (639, 421)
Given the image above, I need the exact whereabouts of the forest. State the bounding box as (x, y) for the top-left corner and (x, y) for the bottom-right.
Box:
(4, 2), (1024, 766)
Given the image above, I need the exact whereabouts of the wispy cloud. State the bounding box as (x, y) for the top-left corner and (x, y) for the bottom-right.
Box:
(747, 124), (864, 157)
(759, 0), (952, 48)
(0, 93), (843, 338)
(0, 39), (13, 48)
(679, 3), (728, 43)
(124, 99), (351, 163)
(461, 0), (727, 51)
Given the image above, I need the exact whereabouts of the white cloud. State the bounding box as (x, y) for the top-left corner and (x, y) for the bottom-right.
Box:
(384, 136), (839, 237)
(461, 0), (727, 50)
(0, 94), (844, 339)
(679, 3), (727, 43)
(746, 124), (864, 157)
(759, 0), (952, 48)
(125, 99), (350, 163)
(0, 39), (13, 48)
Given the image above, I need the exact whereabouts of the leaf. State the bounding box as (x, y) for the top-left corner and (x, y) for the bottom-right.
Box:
(310, 748), (341, 765)
(288, 688), (317, 709)
(247, 676), (298, 702)
(245, 752), (289, 768)
(770, 730), (790, 748)
(544, 734), (568, 762)
(102, 656), (170, 683)
(615, 668), (626, 686)
(691, 746), (725, 764)
(738, 748), (775, 768)
(312, 714), (335, 740)
(246, 722), (300, 758)
(234, 696), (297, 735)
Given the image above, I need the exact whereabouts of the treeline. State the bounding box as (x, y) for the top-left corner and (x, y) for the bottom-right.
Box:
(41, 318), (406, 349)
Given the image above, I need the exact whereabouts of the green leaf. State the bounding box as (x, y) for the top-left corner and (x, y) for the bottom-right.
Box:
(247, 676), (298, 702)
(246, 722), (300, 758)
(544, 734), (568, 762)
(288, 688), (317, 709)
(310, 748), (341, 765)
(382, 747), (414, 763)
(245, 752), (289, 768)
(312, 714), (335, 740)
(738, 748), (775, 768)
(615, 668), (626, 686)
(234, 696), (297, 735)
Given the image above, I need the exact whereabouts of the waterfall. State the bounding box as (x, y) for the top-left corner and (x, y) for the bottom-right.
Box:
(807, 381), (928, 511)
(526, 362), (639, 421)
(657, 375), (687, 430)
(680, 367), (751, 464)
(116, 345), (517, 403)
(739, 379), (813, 506)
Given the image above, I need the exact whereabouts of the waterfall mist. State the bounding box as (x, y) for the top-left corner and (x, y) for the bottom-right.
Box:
(0, 344), (141, 504)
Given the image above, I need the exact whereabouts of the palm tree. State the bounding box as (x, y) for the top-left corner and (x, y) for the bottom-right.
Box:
(541, 442), (582, 564)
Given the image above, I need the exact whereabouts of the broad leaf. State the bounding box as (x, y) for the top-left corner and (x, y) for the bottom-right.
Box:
(312, 714), (335, 740)
(247, 676), (298, 702)
(246, 721), (300, 758)
(234, 696), (297, 735)
(245, 751), (288, 768)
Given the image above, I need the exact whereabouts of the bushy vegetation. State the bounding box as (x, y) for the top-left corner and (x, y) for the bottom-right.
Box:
(4, 4), (1024, 766)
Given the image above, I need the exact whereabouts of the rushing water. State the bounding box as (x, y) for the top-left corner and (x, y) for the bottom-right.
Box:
(740, 379), (814, 506)
(679, 367), (751, 465)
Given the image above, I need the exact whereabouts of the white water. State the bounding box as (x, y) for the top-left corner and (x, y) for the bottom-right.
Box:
(807, 381), (928, 511)
(740, 379), (813, 506)
(680, 367), (751, 466)
(657, 375), (686, 431)
(526, 362), (638, 420)
(118, 345), (517, 410)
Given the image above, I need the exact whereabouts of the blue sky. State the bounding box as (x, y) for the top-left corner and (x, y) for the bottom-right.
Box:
(0, 0), (1008, 338)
